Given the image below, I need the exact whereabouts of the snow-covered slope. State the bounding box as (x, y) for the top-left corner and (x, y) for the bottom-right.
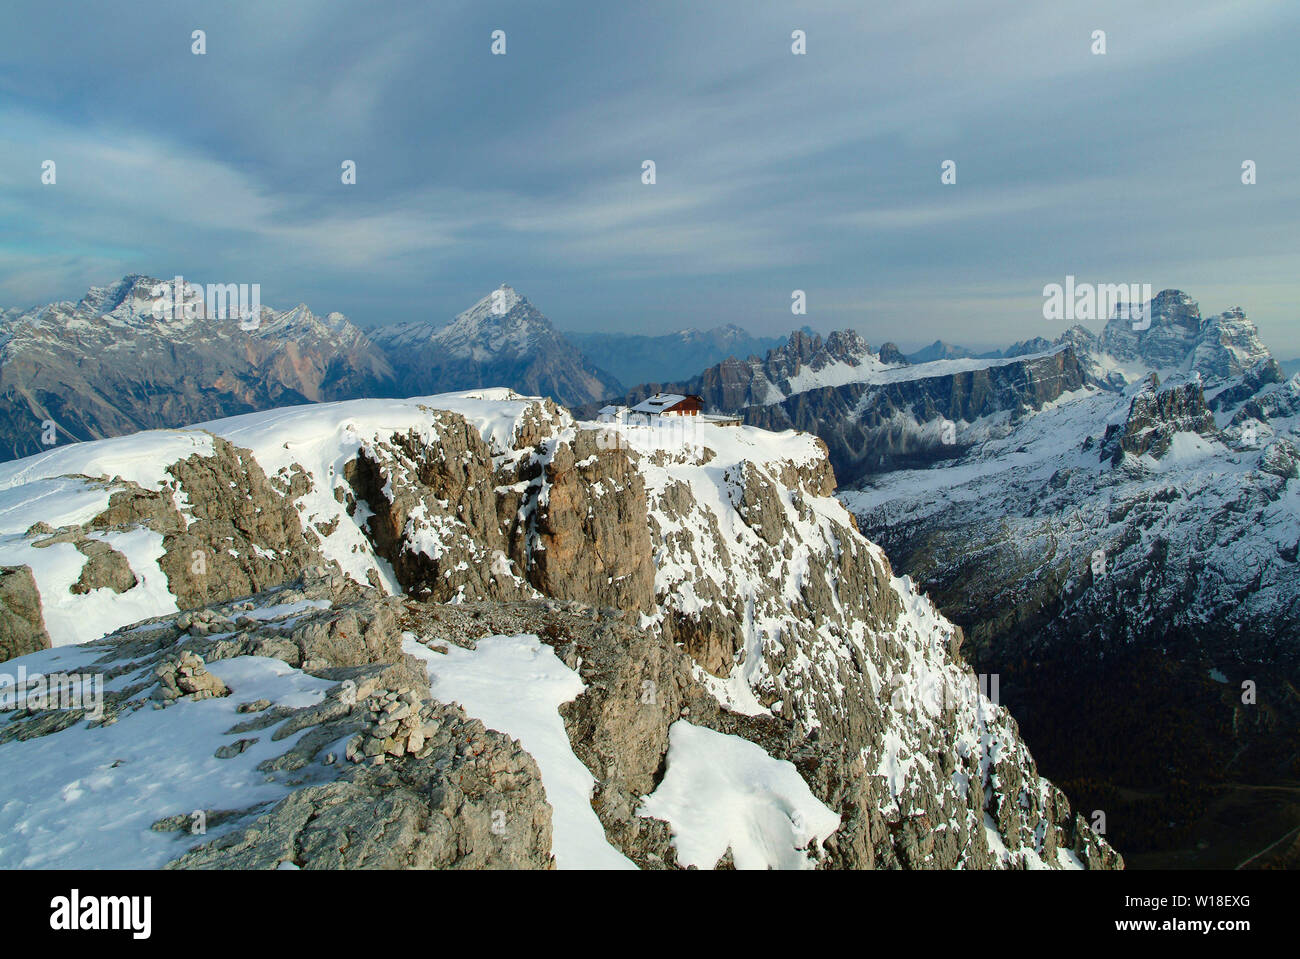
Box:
(0, 390), (1116, 869)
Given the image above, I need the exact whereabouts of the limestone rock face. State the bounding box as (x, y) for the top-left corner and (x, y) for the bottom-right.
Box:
(0, 565), (49, 660)
(0, 392), (1118, 870)
(345, 414), (533, 604)
(1101, 374), (1217, 462)
(0, 435), (321, 663)
(159, 437), (320, 608)
(528, 429), (655, 613)
(347, 411), (654, 613)
(70, 539), (138, 595)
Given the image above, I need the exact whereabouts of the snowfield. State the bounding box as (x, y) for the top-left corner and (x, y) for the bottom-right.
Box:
(0, 643), (340, 869)
(638, 721), (840, 869)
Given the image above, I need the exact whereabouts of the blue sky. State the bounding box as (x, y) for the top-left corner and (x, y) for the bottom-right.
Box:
(2, 0), (1298, 354)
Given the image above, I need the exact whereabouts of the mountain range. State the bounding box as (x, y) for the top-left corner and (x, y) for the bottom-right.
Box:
(838, 292), (1299, 868)
(0, 277), (623, 461)
(0, 276), (816, 464)
(1, 272), (1295, 869)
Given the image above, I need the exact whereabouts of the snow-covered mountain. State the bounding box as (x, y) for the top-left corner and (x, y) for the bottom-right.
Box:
(369, 285), (620, 405)
(605, 289), (1285, 494)
(0, 275), (398, 461)
(608, 328), (1089, 482)
(0, 390), (1116, 870)
(1075, 290), (1276, 389)
(842, 291), (1299, 867)
(0, 279), (622, 462)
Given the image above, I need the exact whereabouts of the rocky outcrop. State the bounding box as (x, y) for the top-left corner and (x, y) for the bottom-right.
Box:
(0, 435), (322, 663)
(0, 392), (1119, 870)
(152, 651), (230, 702)
(1100, 374), (1217, 463)
(70, 540), (137, 595)
(527, 430), (655, 612)
(157, 438), (321, 608)
(346, 411), (654, 612)
(0, 565), (49, 660)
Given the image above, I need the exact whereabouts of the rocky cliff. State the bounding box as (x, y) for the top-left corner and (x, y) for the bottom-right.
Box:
(606, 329), (1090, 484)
(0, 390), (1117, 870)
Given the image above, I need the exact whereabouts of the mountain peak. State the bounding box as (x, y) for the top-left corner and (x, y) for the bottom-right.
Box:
(456, 284), (527, 323)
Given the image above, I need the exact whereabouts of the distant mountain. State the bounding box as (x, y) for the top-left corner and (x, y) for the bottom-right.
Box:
(1087, 289), (1273, 384)
(905, 340), (1000, 363)
(1278, 357), (1300, 378)
(564, 325), (788, 387)
(843, 290), (1299, 867)
(0, 274), (396, 461)
(602, 328), (1084, 483)
(0, 278), (619, 461)
(608, 329), (905, 410)
(368, 285), (621, 406)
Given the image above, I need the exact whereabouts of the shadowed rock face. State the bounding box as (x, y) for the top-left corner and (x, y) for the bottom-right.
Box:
(601, 328), (1090, 485)
(743, 347), (1089, 482)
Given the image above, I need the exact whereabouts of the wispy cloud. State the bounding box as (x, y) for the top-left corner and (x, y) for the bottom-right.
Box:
(0, 0), (1297, 353)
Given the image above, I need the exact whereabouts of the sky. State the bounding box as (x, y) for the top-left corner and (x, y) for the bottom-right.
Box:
(2, 0), (1298, 356)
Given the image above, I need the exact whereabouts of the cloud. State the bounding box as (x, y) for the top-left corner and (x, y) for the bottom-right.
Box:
(0, 0), (1297, 353)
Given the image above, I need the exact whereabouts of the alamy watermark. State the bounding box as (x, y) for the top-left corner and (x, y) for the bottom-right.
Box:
(150, 275), (262, 329)
(1, 665), (104, 720)
(886, 670), (999, 717)
(1043, 276), (1152, 330)
(50, 889), (150, 939)
(593, 414), (704, 454)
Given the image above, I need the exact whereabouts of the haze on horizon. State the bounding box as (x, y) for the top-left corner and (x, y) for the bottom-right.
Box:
(2, 0), (1298, 356)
